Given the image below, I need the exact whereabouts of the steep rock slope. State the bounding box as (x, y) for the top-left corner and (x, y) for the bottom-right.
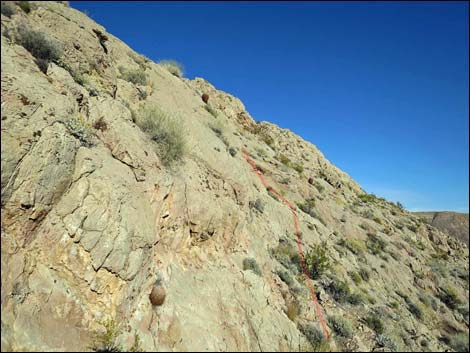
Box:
(1, 2), (469, 352)
(414, 212), (469, 247)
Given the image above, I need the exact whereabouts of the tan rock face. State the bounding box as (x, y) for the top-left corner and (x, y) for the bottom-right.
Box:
(1, 2), (468, 352)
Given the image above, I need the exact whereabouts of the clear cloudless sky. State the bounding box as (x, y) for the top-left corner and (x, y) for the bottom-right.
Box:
(71, 1), (469, 212)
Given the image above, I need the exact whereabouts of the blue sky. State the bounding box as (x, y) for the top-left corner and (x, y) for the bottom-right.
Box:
(71, 1), (469, 212)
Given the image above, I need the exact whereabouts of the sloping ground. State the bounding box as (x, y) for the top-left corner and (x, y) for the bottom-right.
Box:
(414, 212), (469, 247)
(1, 2), (469, 352)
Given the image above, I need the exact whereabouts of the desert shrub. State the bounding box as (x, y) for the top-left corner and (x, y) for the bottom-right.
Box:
(314, 183), (325, 193)
(90, 319), (122, 352)
(406, 299), (423, 319)
(136, 105), (185, 166)
(118, 66), (147, 85)
(326, 277), (362, 305)
(65, 114), (94, 146)
(349, 271), (362, 284)
(364, 313), (384, 334)
(292, 162), (304, 174)
(358, 193), (377, 203)
(137, 89), (147, 100)
(271, 243), (300, 273)
(251, 198), (264, 213)
(359, 267), (370, 281)
(129, 333), (143, 352)
(366, 233), (387, 255)
(19, 1), (30, 13)
(340, 238), (367, 255)
(301, 324), (328, 351)
(129, 51), (148, 69)
(228, 147), (237, 157)
(448, 332), (469, 352)
(159, 59), (184, 77)
(304, 243), (329, 280)
(328, 315), (353, 338)
(243, 258), (261, 276)
(373, 217), (382, 224)
(376, 334), (397, 351)
(260, 133), (274, 147)
(277, 269), (294, 286)
(1, 1), (16, 17)
(407, 224), (418, 233)
(16, 25), (62, 73)
(204, 104), (218, 118)
(277, 153), (291, 166)
(438, 284), (462, 310)
(286, 299), (300, 321)
(297, 198), (316, 217)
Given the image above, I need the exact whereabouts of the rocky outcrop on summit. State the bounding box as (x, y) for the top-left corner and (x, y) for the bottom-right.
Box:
(1, 2), (469, 352)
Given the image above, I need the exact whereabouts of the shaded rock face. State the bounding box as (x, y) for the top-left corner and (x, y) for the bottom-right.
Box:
(414, 212), (469, 247)
(1, 2), (468, 352)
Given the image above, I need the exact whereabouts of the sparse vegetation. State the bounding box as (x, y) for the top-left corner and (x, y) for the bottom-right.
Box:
(359, 267), (370, 281)
(16, 25), (63, 73)
(448, 332), (469, 352)
(19, 1), (31, 13)
(159, 60), (184, 77)
(277, 153), (291, 166)
(135, 105), (185, 166)
(438, 284), (462, 310)
(228, 147), (237, 157)
(304, 243), (329, 280)
(1, 1), (16, 17)
(204, 104), (218, 118)
(243, 257), (261, 276)
(271, 243), (300, 273)
(328, 315), (353, 338)
(89, 319), (122, 352)
(251, 198), (265, 213)
(65, 114), (94, 146)
(277, 269), (294, 286)
(301, 324), (328, 351)
(376, 334), (397, 351)
(366, 233), (387, 255)
(292, 162), (304, 174)
(297, 198), (316, 218)
(129, 333), (143, 352)
(261, 133), (274, 147)
(119, 66), (147, 85)
(349, 271), (362, 284)
(340, 237), (367, 255)
(364, 313), (384, 334)
(326, 277), (363, 305)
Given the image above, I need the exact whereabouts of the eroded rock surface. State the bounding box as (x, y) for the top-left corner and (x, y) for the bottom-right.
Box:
(1, 2), (468, 352)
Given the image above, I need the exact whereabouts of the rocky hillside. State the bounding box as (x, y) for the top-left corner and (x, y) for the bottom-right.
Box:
(413, 212), (469, 247)
(1, 2), (469, 352)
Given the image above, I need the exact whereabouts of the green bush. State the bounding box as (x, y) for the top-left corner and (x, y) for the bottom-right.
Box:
(277, 153), (291, 166)
(328, 315), (353, 338)
(243, 257), (261, 276)
(292, 162), (304, 174)
(89, 319), (122, 352)
(349, 271), (362, 284)
(16, 25), (62, 73)
(118, 66), (147, 85)
(301, 324), (328, 351)
(359, 267), (370, 281)
(1, 1), (16, 17)
(340, 238), (367, 255)
(326, 277), (363, 305)
(159, 60), (184, 77)
(304, 243), (329, 280)
(366, 233), (387, 255)
(438, 284), (462, 310)
(297, 198), (316, 218)
(277, 269), (294, 286)
(136, 105), (185, 166)
(19, 1), (30, 13)
(376, 334), (397, 351)
(271, 243), (300, 274)
(364, 313), (384, 334)
(449, 332), (469, 352)
(406, 299), (423, 319)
